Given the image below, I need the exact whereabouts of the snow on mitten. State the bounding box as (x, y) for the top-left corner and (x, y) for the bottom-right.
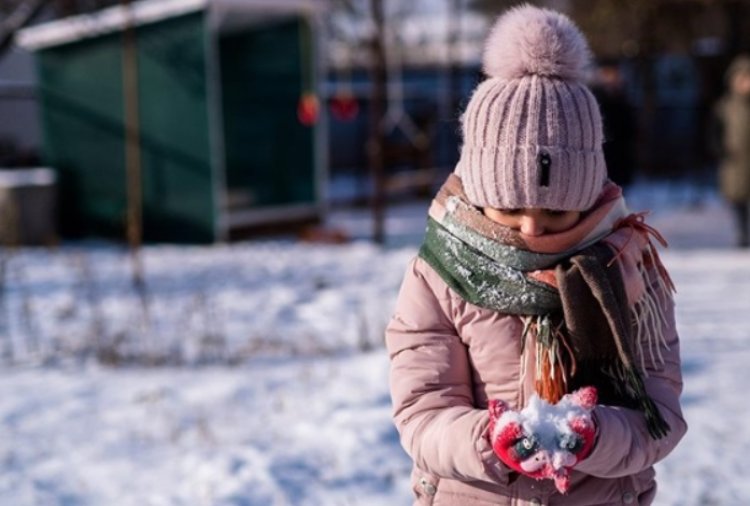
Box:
(487, 386), (597, 494)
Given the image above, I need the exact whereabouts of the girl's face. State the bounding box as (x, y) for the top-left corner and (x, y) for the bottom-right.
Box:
(482, 207), (582, 236)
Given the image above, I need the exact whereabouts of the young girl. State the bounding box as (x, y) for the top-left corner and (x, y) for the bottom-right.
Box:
(386, 6), (687, 506)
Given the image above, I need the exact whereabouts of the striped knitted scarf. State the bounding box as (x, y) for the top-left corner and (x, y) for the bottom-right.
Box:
(419, 174), (674, 439)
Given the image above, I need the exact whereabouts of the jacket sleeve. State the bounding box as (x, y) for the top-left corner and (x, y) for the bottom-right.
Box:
(575, 272), (688, 478)
(385, 257), (509, 484)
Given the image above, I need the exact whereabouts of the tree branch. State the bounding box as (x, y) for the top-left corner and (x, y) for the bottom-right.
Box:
(0, 0), (48, 57)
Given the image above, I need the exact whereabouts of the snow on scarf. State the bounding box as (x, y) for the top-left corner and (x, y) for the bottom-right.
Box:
(419, 174), (674, 439)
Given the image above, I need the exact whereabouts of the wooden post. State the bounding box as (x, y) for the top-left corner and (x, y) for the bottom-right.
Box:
(120, 0), (149, 323)
(121, 0), (142, 252)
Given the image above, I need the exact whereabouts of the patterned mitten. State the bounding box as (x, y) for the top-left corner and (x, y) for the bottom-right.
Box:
(487, 386), (598, 493)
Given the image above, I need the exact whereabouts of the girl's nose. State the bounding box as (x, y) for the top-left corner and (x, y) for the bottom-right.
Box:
(519, 216), (545, 236)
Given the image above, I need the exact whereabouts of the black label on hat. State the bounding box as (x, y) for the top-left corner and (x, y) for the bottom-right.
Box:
(538, 151), (551, 187)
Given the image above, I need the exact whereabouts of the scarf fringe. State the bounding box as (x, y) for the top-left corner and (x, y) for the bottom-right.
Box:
(598, 362), (670, 438)
(622, 365), (672, 439)
(611, 212), (676, 294)
(631, 281), (670, 376)
(523, 315), (578, 404)
(626, 217), (675, 377)
(604, 216), (674, 439)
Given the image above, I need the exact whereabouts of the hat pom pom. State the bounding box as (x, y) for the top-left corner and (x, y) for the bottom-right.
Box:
(483, 4), (591, 81)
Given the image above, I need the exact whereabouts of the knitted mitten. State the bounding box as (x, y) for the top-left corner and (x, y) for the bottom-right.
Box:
(488, 387), (598, 493)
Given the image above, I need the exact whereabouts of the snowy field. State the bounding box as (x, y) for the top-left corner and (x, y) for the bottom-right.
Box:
(1, 182), (749, 505)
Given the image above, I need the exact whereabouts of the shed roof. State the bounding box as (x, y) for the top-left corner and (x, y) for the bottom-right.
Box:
(16, 0), (321, 50)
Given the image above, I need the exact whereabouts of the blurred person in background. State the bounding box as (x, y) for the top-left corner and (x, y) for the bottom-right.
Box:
(711, 54), (750, 248)
(591, 60), (637, 189)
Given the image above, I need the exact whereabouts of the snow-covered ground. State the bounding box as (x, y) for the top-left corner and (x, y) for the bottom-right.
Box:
(1, 182), (749, 505)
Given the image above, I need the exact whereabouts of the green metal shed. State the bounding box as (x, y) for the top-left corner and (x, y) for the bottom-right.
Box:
(17, 0), (327, 243)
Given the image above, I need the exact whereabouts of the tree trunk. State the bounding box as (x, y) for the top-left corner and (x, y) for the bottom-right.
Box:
(367, 0), (387, 245)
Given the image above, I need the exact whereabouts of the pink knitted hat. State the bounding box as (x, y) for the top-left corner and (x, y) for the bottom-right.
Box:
(455, 5), (606, 211)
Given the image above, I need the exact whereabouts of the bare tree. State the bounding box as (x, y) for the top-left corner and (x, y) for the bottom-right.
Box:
(366, 0), (387, 244)
(328, 0), (433, 244)
(0, 0), (122, 59)
(0, 0), (48, 56)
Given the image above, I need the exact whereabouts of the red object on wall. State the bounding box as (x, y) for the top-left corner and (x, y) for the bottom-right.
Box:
(297, 92), (320, 126)
(330, 92), (359, 121)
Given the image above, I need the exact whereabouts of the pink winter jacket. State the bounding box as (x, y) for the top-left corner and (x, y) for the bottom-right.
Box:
(386, 256), (687, 506)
